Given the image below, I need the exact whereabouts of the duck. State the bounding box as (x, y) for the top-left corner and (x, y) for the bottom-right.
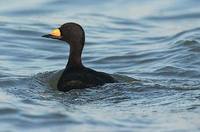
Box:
(42, 22), (118, 92)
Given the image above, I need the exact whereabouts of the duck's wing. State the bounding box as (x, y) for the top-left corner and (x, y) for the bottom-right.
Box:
(57, 67), (117, 92)
(84, 68), (118, 83)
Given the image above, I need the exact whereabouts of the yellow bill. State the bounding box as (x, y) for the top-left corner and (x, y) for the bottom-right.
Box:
(42, 28), (62, 39)
(50, 28), (61, 37)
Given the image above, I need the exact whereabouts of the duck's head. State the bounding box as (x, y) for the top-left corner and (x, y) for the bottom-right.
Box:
(42, 22), (85, 46)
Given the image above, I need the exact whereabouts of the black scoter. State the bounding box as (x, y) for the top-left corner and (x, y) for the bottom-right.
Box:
(42, 22), (117, 92)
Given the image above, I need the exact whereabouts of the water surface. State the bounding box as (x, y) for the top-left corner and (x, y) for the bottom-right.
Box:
(0, 0), (200, 131)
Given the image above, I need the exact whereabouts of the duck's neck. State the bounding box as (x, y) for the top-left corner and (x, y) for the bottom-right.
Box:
(67, 42), (84, 68)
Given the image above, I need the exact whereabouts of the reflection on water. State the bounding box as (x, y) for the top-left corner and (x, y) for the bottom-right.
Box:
(0, 0), (200, 131)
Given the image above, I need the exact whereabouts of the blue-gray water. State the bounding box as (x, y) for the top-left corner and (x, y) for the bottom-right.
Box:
(0, 0), (200, 131)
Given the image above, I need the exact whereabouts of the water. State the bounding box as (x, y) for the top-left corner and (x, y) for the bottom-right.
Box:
(0, 0), (200, 131)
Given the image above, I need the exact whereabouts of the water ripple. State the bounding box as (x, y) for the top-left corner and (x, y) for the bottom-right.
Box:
(1, 0), (200, 131)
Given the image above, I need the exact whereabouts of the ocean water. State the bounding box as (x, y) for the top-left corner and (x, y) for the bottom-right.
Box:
(0, 0), (200, 131)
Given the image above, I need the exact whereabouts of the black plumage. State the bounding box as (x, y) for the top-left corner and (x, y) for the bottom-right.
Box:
(43, 22), (117, 92)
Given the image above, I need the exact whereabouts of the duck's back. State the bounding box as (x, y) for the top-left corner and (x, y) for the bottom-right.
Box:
(57, 67), (117, 92)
